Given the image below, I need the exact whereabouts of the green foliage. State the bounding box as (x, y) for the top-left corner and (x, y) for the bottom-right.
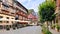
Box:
(28, 9), (34, 14)
(42, 25), (52, 34)
(45, 30), (52, 34)
(51, 24), (55, 29)
(55, 24), (60, 30)
(38, 1), (56, 22)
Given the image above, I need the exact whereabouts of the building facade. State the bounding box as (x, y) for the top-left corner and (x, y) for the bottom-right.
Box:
(28, 9), (38, 25)
(0, 0), (28, 29)
(55, 0), (60, 25)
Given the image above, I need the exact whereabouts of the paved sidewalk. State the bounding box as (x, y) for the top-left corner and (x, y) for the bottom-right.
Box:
(49, 28), (60, 34)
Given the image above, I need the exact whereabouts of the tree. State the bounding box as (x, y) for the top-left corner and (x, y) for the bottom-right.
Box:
(28, 9), (34, 14)
(38, 0), (56, 28)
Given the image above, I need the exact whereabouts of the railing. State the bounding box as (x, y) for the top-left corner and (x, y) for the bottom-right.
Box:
(1, 2), (15, 13)
(2, 0), (13, 6)
(1, 5), (8, 11)
(7, 2), (13, 6)
(1, 2), (9, 11)
(2, 1), (27, 13)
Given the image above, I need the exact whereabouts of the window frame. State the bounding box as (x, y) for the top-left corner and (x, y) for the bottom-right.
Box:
(6, 17), (9, 19)
(0, 16), (3, 19)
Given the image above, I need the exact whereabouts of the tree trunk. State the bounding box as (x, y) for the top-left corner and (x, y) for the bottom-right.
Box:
(46, 21), (49, 29)
(50, 21), (52, 29)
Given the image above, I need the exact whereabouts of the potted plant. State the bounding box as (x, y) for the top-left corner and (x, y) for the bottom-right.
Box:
(51, 24), (55, 29)
(55, 24), (60, 32)
(45, 29), (52, 34)
(42, 25), (52, 34)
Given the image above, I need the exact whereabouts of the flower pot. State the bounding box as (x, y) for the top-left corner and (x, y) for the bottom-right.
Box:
(42, 31), (45, 34)
(42, 32), (45, 34)
(56, 28), (59, 32)
(51, 27), (53, 29)
(55, 27), (59, 32)
(57, 29), (59, 32)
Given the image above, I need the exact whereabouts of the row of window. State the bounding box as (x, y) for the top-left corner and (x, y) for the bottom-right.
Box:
(2, 1), (27, 15)
(1, 0), (27, 14)
(0, 15), (27, 20)
(13, 0), (27, 13)
(0, 21), (14, 23)
(0, 16), (14, 19)
(18, 15), (27, 20)
(2, 2), (16, 14)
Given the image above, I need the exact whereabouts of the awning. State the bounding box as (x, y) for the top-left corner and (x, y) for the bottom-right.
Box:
(15, 20), (30, 24)
(15, 20), (30, 22)
(0, 18), (30, 24)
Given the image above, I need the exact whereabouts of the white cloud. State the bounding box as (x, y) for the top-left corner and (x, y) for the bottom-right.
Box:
(17, 0), (45, 12)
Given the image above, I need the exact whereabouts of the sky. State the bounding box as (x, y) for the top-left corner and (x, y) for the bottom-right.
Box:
(17, 0), (45, 12)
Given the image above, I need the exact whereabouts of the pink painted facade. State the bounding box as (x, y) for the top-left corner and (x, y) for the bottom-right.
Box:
(28, 13), (37, 21)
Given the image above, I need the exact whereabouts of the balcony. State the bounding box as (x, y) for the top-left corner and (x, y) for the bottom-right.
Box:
(1, 5), (10, 15)
(7, 2), (13, 6)
(1, 2), (9, 11)
(2, 0), (13, 7)
(13, 3), (27, 13)
(1, 6), (7, 10)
